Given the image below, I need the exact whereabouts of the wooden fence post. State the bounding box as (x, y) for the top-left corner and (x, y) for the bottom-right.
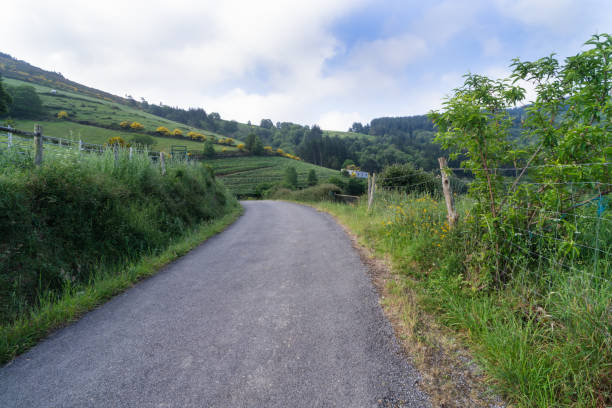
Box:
(368, 173), (376, 212)
(7, 126), (12, 148)
(438, 157), (458, 228)
(160, 151), (166, 175)
(34, 124), (43, 166)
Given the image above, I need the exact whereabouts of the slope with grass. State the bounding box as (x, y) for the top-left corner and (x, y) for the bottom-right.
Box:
(202, 156), (340, 196)
(2, 77), (238, 152)
(0, 145), (240, 363)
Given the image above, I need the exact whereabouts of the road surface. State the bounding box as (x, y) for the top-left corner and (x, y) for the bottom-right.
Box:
(0, 201), (429, 407)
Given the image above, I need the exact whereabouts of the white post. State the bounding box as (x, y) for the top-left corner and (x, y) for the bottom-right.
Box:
(78, 139), (82, 152)
(7, 126), (12, 148)
(160, 151), (166, 175)
(129, 146), (133, 160)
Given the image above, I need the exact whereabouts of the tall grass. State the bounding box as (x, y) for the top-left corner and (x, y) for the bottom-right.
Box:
(0, 145), (236, 328)
(316, 190), (611, 407)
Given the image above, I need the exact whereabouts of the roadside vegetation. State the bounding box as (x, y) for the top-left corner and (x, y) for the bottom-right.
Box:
(301, 35), (612, 408)
(0, 142), (240, 363)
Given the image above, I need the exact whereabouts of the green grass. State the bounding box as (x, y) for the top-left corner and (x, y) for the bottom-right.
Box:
(0, 144), (240, 363)
(3, 120), (235, 152)
(313, 191), (611, 408)
(0, 204), (242, 364)
(202, 156), (341, 195)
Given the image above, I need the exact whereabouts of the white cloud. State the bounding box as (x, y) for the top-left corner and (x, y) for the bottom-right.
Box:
(1, 0), (610, 131)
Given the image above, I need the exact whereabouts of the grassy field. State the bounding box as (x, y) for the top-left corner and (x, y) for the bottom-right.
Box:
(313, 190), (611, 408)
(3, 77), (239, 152)
(202, 156), (340, 195)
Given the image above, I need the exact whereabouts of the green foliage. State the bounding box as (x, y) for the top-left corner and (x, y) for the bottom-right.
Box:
(5, 85), (44, 118)
(430, 33), (611, 287)
(0, 149), (232, 326)
(379, 163), (440, 196)
(307, 169), (318, 186)
(130, 133), (155, 148)
(317, 190), (611, 407)
(327, 175), (346, 190)
(345, 177), (366, 196)
(203, 140), (215, 158)
(0, 74), (11, 115)
(269, 183), (341, 202)
(284, 166), (298, 189)
(252, 136), (264, 155)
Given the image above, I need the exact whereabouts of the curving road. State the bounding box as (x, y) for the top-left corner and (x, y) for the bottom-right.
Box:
(0, 201), (429, 407)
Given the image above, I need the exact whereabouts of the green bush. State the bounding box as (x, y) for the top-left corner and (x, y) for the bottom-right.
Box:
(378, 163), (439, 196)
(0, 149), (232, 324)
(269, 183), (341, 202)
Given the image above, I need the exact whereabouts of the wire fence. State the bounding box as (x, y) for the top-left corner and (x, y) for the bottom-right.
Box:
(372, 161), (611, 293)
(0, 125), (192, 164)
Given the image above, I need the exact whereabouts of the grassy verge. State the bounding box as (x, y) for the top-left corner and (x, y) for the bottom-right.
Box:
(0, 204), (242, 364)
(310, 191), (610, 408)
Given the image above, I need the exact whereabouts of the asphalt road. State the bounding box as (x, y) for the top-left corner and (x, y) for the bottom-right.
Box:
(0, 201), (429, 407)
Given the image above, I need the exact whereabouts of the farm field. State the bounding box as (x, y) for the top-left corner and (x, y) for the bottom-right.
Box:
(202, 156), (340, 195)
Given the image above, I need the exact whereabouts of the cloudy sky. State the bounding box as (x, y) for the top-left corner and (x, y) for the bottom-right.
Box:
(2, 0), (611, 130)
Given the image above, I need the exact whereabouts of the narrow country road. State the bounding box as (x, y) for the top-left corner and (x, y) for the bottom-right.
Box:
(0, 201), (429, 407)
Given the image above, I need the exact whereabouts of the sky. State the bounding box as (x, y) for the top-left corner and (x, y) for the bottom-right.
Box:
(2, 0), (611, 130)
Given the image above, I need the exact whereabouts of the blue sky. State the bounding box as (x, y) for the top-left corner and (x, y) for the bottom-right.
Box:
(2, 0), (611, 130)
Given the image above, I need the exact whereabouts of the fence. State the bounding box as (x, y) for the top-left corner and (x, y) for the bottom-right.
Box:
(368, 158), (611, 294)
(0, 124), (192, 172)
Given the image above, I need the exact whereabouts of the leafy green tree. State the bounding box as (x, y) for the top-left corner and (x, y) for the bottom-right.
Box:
(284, 166), (298, 189)
(260, 119), (274, 129)
(307, 169), (318, 186)
(203, 140), (215, 158)
(0, 74), (12, 116)
(429, 74), (524, 218)
(245, 132), (256, 152)
(6, 85), (44, 118)
(252, 137), (264, 155)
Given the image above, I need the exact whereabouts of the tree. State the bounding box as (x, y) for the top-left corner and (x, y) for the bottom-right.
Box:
(307, 169), (318, 186)
(252, 137), (264, 155)
(203, 140), (215, 158)
(284, 166), (298, 189)
(130, 122), (144, 131)
(349, 122), (364, 133)
(224, 120), (238, 134)
(57, 110), (68, 119)
(342, 159), (355, 169)
(6, 85), (44, 118)
(0, 74), (12, 116)
(172, 128), (182, 136)
(260, 118), (274, 129)
(245, 132), (256, 151)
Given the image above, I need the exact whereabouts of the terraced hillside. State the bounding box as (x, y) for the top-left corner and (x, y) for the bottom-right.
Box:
(203, 156), (340, 196)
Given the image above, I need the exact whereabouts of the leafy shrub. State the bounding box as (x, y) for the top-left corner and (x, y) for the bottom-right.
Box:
(378, 163), (440, 196)
(0, 151), (233, 325)
(269, 183), (341, 202)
